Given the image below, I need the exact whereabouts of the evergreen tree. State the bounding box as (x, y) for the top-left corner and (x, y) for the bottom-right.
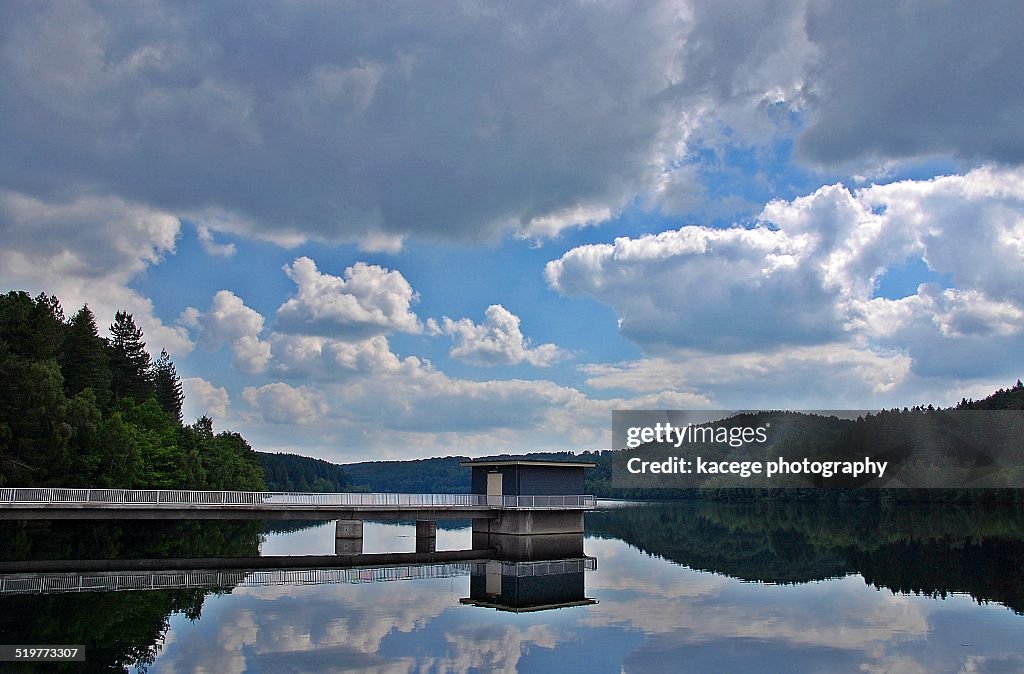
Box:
(108, 311), (153, 403)
(0, 355), (73, 486)
(61, 305), (112, 403)
(0, 291), (65, 360)
(30, 292), (65, 360)
(151, 349), (184, 424)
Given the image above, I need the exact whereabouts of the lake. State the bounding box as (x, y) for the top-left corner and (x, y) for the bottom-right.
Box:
(1, 500), (1023, 672)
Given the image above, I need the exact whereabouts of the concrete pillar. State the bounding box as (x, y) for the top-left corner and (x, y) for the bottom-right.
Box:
(415, 519), (437, 554)
(335, 519), (363, 556)
(471, 510), (584, 536)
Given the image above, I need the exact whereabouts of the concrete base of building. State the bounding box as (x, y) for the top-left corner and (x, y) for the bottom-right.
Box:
(471, 531), (585, 561)
(471, 510), (584, 536)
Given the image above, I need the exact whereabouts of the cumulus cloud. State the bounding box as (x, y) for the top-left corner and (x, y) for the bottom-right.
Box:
(549, 165), (1024, 396)
(546, 224), (841, 352)
(182, 291), (271, 373)
(432, 305), (567, 367)
(181, 377), (230, 422)
(0, 190), (192, 354)
(242, 382), (327, 425)
(245, 342), (710, 458)
(276, 257), (421, 338)
(196, 224), (236, 257)
(270, 334), (426, 379)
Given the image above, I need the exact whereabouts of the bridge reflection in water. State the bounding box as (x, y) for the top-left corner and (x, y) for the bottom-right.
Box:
(0, 530), (598, 613)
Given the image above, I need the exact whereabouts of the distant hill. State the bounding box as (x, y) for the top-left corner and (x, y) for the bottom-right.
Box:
(959, 380), (1024, 410)
(258, 452), (352, 493)
(341, 456), (471, 493)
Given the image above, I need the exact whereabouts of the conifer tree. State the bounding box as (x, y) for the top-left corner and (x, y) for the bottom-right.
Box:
(61, 305), (112, 403)
(0, 291), (65, 360)
(29, 293), (65, 360)
(152, 349), (184, 424)
(108, 311), (153, 403)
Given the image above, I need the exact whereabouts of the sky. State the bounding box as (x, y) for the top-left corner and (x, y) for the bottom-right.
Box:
(2, 0), (1024, 462)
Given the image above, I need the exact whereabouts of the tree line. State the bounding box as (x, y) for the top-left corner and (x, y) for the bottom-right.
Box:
(258, 452), (354, 493)
(0, 290), (264, 490)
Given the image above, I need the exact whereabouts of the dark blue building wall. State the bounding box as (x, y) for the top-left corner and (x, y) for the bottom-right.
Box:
(469, 571), (586, 608)
(469, 465), (586, 495)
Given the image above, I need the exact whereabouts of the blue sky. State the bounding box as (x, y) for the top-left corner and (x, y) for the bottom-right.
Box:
(2, 1), (1024, 462)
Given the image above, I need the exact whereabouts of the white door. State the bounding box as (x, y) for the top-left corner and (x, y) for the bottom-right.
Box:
(485, 560), (502, 595)
(486, 472), (502, 506)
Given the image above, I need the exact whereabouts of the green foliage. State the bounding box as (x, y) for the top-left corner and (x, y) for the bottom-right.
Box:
(259, 452), (352, 492)
(108, 310), (153, 403)
(61, 305), (112, 404)
(959, 379), (1024, 410)
(0, 291), (65, 361)
(202, 431), (266, 491)
(152, 349), (184, 424)
(0, 354), (73, 486)
(0, 289), (266, 492)
(342, 457), (470, 493)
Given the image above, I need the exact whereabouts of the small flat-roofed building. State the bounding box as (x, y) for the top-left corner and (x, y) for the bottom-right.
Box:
(461, 459), (595, 500)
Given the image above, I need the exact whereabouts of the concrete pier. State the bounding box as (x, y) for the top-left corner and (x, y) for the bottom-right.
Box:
(415, 519), (437, 553)
(335, 519), (363, 556)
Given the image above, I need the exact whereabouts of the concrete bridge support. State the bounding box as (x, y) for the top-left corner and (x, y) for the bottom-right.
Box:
(471, 509), (584, 536)
(335, 519), (363, 556)
(415, 519), (437, 553)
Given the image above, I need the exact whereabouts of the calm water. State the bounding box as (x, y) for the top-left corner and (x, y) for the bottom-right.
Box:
(2, 501), (1024, 673)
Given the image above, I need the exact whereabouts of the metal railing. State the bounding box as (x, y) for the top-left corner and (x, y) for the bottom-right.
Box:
(0, 564), (477, 595)
(471, 558), (597, 577)
(0, 558), (598, 595)
(0, 488), (595, 510)
(495, 495), (595, 509)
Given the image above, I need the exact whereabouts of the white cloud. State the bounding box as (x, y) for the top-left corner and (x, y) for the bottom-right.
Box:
(196, 224), (236, 257)
(357, 232), (405, 254)
(517, 204), (615, 240)
(546, 223), (841, 352)
(435, 305), (567, 367)
(276, 257), (422, 338)
(242, 382), (327, 425)
(270, 333), (425, 379)
(549, 166), (1024, 401)
(181, 377), (229, 422)
(0, 190), (192, 355)
(580, 345), (912, 409)
(243, 333), (709, 458)
(182, 291), (271, 373)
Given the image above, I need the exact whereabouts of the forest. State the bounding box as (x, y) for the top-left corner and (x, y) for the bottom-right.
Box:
(0, 290), (264, 491)
(257, 452), (353, 493)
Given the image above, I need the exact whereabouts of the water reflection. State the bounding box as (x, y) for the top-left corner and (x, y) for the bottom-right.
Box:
(0, 503), (1023, 673)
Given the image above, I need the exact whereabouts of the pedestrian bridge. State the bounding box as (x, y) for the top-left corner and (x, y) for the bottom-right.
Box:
(0, 487), (596, 521)
(1, 460), (597, 539)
